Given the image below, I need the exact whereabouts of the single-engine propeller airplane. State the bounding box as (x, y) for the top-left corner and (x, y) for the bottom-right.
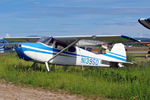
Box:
(138, 18), (150, 29)
(5, 35), (138, 72)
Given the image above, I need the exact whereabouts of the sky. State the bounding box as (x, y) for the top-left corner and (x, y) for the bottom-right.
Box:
(0, 0), (150, 38)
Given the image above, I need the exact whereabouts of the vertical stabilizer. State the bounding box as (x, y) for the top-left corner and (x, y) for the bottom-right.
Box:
(111, 43), (126, 59)
(102, 43), (126, 62)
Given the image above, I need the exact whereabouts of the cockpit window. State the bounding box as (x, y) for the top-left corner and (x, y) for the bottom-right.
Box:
(38, 37), (76, 52)
(55, 42), (76, 52)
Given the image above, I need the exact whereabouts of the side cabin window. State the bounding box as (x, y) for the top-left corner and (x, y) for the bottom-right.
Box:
(55, 42), (65, 50)
(55, 42), (76, 52)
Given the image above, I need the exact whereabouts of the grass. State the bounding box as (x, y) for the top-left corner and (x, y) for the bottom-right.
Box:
(128, 53), (150, 62)
(129, 53), (150, 57)
(0, 53), (150, 99)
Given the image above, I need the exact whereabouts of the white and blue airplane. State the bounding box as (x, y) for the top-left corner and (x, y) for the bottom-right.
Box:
(138, 18), (150, 29)
(5, 35), (138, 72)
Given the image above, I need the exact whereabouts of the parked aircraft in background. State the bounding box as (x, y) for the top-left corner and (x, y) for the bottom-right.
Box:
(138, 18), (150, 29)
(0, 44), (4, 53)
(0, 39), (15, 53)
(5, 35), (138, 72)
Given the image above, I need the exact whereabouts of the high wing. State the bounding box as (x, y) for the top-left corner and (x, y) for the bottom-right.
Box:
(53, 35), (139, 45)
(4, 35), (138, 45)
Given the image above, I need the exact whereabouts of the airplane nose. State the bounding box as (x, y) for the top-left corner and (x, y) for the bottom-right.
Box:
(15, 43), (24, 59)
(15, 43), (33, 61)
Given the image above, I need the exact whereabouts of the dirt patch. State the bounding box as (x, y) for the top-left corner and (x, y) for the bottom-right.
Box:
(0, 81), (107, 100)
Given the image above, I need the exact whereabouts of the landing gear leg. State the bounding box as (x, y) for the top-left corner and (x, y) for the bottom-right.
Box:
(55, 64), (56, 71)
(81, 65), (84, 71)
(45, 62), (50, 72)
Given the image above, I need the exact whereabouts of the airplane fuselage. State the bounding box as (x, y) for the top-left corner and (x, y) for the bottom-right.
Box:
(15, 42), (111, 67)
(15, 42), (127, 69)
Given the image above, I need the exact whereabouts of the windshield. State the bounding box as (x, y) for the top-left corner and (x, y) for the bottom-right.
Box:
(37, 37), (54, 45)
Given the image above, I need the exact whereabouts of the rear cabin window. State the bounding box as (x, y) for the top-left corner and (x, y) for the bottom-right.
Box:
(68, 46), (76, 52)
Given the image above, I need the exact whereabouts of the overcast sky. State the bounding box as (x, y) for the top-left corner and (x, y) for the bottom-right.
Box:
(0, 0), (150, 38)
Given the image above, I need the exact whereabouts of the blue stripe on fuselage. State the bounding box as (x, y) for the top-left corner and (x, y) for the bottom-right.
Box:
(21, 43), (78, 56)
(21, 43), (101, 60)
(22, 47), (75, 58)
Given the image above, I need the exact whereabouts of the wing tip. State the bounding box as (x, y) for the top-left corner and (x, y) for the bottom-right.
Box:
(121, 35), (140, 42)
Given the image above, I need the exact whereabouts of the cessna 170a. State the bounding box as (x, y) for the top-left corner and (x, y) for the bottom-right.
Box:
(138, 18), (150, 29)
(5, 35), (138, 72)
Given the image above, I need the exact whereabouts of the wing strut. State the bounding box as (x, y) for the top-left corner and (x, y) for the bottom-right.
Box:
(45, 39), (79, 72)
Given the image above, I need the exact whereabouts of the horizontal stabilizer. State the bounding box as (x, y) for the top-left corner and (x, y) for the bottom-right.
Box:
(110, 61), (135, 67)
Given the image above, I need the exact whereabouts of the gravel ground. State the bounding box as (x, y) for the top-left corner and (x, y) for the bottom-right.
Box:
(0, 81), (92, 100)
